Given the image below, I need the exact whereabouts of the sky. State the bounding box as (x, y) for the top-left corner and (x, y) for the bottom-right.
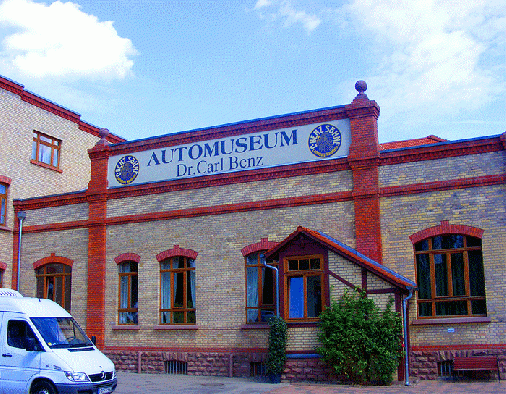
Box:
(0, 0), (504, 143)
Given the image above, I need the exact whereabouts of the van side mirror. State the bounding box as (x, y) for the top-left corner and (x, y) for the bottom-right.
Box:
(91, 336), (96, 345)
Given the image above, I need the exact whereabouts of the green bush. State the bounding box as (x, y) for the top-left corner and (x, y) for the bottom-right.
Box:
(266, 316), (287, 376)
(317, 288), (402, 385)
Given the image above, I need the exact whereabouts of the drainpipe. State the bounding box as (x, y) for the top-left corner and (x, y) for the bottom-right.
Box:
(263, 260), (279, 317)
(16, 211), (26, 292)
(403, 286), (415, 386)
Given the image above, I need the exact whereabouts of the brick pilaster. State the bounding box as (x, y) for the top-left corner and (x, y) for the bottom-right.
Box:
(345, 81), (382, 263)
(86, 129), (110, 348)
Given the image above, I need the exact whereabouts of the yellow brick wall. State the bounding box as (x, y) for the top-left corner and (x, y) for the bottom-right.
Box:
(104, 199), (356, 350)
(0, 87), (101, 287)
(16, 228), (89, 330)
(381, 155), (506, 347)
(107, 170), (353, 218)
(379, 151), (506, 187)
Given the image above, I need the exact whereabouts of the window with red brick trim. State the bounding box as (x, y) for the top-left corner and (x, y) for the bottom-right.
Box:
(0, 183), (7, 225)
(284, 255), (323, 321)
(36, 263), (71, 311)
(118, 261), (138, 324)
(31, 131), (61, 170)
(415, 235), (486, 318)
(245, 251), (277, 323)
(160, 256), (195, 324)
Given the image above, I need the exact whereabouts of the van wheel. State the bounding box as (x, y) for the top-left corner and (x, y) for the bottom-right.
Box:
(31, 381), (57, 394)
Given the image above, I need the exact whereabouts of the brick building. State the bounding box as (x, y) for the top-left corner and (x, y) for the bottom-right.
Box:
(0, 75), (123, 290)
(9, 81), (506, 381)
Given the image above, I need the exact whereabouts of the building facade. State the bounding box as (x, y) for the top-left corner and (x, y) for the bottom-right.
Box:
(9, 82), (506, 381)
(0, 75), (122, 290)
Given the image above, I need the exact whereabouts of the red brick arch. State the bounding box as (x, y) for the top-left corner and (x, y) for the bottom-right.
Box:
(409, 220), (484, 244)
(114, 253), (141, 265)
(0, 261), (7, 270)
(156, 245), (198, 262)
(241, 237), (279, 257)
(32, 253), (73, 270)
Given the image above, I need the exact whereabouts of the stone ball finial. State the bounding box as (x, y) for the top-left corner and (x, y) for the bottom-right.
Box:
(355, 80), (367, 95)
(99, 128), (109, 140)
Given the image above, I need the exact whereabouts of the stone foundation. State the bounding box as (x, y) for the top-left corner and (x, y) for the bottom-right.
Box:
(410, 349), (506, 380)
(106, 350), (337, 382)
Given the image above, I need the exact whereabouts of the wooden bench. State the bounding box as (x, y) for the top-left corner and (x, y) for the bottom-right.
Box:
(453, 356), (500, 381)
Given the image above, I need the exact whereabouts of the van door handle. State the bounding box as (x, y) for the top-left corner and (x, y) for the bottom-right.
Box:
(2, 353), (12, 357)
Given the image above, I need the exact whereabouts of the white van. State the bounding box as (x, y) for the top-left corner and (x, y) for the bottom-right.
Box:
(0, 289), (117, 394)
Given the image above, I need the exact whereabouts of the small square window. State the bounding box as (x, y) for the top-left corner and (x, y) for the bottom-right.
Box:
(31, 131), (61, 170)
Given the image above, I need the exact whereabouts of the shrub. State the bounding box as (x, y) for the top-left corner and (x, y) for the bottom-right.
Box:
(317, 288), (402, 385)
(266, 316), (287, 377)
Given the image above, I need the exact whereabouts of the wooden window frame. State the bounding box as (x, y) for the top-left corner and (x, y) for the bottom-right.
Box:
(245, 251), (278, 324)
(0, 183), (7, 225)
(35, 263), (71, 311)
(283, 254), (324, 322)
(31, 130), (61, 171)
(159, 256), (196, 325)
(118, 261), (139, 325)
(415, 235), (486, 319)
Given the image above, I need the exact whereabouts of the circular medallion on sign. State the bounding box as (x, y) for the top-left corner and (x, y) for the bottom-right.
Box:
(308, 124), (341, 158)
(114, 155), (140, 185)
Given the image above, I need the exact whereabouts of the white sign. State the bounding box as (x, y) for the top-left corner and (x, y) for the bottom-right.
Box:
(107, 119), (351, 187)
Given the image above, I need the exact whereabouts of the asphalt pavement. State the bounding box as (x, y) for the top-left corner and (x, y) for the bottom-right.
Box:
(114, 372), (506, 394)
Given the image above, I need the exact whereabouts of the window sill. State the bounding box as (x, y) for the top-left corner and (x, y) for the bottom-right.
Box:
(241, 324), (270, 330)
(112, 324), (140, 330)
(286, 321), (319, 328)
(152, 325), (198, 330)
(0, 225), (11, 233)
(412, 316), (491, 325)
(30, 160), (62, 173)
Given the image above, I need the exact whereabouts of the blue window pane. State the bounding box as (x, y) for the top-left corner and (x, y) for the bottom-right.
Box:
(288, 276), (304, 318)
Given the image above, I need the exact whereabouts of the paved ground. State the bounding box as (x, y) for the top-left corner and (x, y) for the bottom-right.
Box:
(114, 372), (506, 394)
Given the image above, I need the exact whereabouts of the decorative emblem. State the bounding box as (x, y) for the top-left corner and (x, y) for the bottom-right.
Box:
(308, 124), (341, 158)
(114, 155), (140, 185)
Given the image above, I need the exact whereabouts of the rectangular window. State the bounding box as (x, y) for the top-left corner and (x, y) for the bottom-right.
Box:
(0, 183), (6, 225)
(118, 262), (138, 324)
(160, 257), (196, 324)
(285, 255), (323, 321)
(31, 131), (61, 170)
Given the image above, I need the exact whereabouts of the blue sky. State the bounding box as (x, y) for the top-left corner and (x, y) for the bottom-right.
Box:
(0, 0), (504, 143)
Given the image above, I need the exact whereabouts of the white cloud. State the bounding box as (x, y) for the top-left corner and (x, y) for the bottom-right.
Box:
(0, 0), (137, 79)
(254, 0), (321, 33)
(343, 0), (506, 121)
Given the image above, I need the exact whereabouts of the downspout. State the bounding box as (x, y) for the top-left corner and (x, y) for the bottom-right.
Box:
(263, 260), (279, 317)
(403, 286), (415, 386)
(16, 211), (26, 292)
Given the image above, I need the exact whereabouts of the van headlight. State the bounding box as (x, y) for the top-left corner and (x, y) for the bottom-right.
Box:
(65, 371), (90, 382)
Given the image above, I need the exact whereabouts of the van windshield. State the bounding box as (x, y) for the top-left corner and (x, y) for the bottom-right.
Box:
(31, 317), (93, 349)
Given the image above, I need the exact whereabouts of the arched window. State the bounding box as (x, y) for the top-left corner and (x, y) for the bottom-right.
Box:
(0, 183), (7, 225)
(157, 246), (197, 325)
(242, 238), (279, 324)
(34, 254), (73, 312)
(0, 261), (6, 287)
(0, 176), (11, 226)
(245, 252), (277, 323)
(412, 222), (486, 318)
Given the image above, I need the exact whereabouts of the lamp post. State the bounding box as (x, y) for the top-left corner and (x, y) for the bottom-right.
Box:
(17, 211), (26, 292)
